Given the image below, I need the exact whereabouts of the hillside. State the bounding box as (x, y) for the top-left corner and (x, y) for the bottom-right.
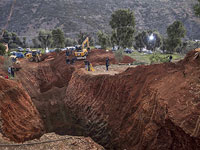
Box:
(0, 0), (200, 39)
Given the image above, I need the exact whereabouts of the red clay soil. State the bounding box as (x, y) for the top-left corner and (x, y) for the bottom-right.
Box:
(0, 56), (4, 64)
(0, 56), (7, 77)
(0, 77), (44, 142)
(86, 49), (135, 66)
(0, 50), (134, 145)
(13, 53), (76, 134)
(64, 50), (200, 149)
(6, 49), (200, 149)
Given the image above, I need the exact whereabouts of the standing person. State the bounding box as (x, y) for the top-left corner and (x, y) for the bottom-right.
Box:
(11, 66), (15, 78)
(84, 60), (88, 70)
(66, 50), (69, 56)
(8, 66), (11, 77)
(169, 55), (173, 62)
(66, 56), (70, 64)
(87, 61), (91, 71)
(71, 57), (76, 65)
(106, 58), (109, 71)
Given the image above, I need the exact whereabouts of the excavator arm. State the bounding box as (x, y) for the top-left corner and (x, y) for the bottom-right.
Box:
(75, 37), (90, 60)
(81, 37), (89, 50)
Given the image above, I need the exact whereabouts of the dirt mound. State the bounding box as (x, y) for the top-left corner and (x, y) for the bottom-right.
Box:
(63, 50), (200, 149)
(120, 55), (135, 63)
(0, 77), (44, 142)
(87, 49), (135, 66)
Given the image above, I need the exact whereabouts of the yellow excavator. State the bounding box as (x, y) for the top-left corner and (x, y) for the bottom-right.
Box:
(25, 50), (42, 62)
(75, 37), (90, 60)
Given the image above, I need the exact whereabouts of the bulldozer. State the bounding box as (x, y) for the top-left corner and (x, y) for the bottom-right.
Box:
(25, 50), (42, 62)
(75, 37), (90, 60)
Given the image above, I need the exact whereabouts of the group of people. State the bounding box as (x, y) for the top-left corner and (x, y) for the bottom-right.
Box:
(65, 50), (76, 64)
(8, 66), (15, 78)
(84, 57), (110, 71)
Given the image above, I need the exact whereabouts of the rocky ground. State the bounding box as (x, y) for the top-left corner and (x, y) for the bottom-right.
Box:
(0, 133), (104, 150)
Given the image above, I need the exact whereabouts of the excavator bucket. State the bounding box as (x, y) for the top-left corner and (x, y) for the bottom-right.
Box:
(90, 63), (95, 72)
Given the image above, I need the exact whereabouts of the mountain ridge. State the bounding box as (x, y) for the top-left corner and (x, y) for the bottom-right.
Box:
(0, 0), (200, 40)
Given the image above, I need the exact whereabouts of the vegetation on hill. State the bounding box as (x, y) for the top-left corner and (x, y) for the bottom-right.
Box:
(0, 0), (199, 39)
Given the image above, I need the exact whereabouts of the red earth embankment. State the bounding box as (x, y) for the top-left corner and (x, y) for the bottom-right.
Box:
(6, 49), (200, 149)
(86, 49), (135, 66)
(64, 50), (200, 149)
(0, 77), (44, 142)
(13, 49), (134, 135)
(0, 56), (7, 77)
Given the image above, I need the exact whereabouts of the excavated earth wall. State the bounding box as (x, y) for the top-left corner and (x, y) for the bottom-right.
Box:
(14, 50), (135, 136)
(15, 52), (77, 134)
(64, 50), (200, 149)
(0, 77), (44, 142)
(2, 49), (200, 149)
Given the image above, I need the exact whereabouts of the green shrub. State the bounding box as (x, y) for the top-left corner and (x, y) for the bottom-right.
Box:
(115, 49), (123, 63)
(0, 43), (6, 55)
(132, 61), (147, 65)
(149, 53), (169, 64)
(55, 48), (61, 53)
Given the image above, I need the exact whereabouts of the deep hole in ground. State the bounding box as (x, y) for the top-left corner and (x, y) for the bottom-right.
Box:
(1, 49), (200, 150)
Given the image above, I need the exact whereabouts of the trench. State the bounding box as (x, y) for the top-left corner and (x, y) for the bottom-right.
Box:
(10, 50), (200, 149)
(28, 69), (200, 150)
(28, 74), (113, 149)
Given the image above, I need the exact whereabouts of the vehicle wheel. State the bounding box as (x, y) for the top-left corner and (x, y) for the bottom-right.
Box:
(29, 57), (34, 62)
(38, 56), (41, 62)
(35, 57), (39, 63)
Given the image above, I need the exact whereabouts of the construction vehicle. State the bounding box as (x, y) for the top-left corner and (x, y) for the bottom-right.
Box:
(25, 50), (42, 62)
(10, 55), (21, 71)
(75, 37), (90, 60)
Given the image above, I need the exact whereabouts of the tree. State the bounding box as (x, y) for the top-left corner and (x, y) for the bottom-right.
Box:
(77, 32), (94, 46)
(32, 38), (40, 48)
(23, 37), (27, 48)
(134, 30), (163, 52)
(166, 38), (182, 53)
(0, 43), (6, 55)
(11, 32), (22, 46)
(134, 31), (148, 51)
(0, 30), (23, 48)
(110, 9), (135, 48)
(65, 38), (75, 47)
(52, 28), (65, 48)
(0, 30), (12, 44)
(194, 0), (200, 16)
(97, 30), (110, 49)
(146, 31), (163, 51)
(166, 21), (186, 53)
(38, 30), (52, 49)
